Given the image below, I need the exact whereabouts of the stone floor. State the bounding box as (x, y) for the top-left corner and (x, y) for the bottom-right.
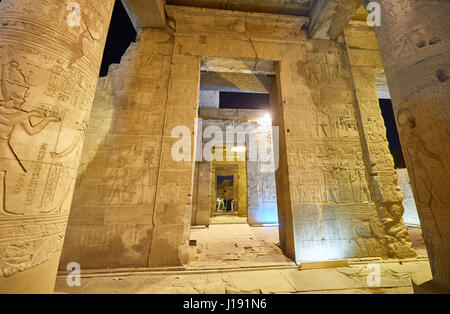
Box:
(54, 225), (431, 294)
(211, 215), (248, 224)
(188, 224), (295, 270)
(407, 227), (427, 256)
(54, 258), (431, 294)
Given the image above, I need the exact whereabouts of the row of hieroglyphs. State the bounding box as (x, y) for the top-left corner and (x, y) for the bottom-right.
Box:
(0, 0), (113, 216)
(0, 59), (91, 215)
(0, 0), (115, 277)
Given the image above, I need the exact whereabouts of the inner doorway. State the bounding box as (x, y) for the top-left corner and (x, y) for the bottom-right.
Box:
(213, 165), (246, 224)
(188, 57), (294, 269)
(210, 147), (248, 225)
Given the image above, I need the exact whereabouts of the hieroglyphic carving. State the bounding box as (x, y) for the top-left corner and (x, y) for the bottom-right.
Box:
(343, 19), (417, 259)
(0, 0), (114, 284)
(373, 0), (450, 286)
(165, 5), (309, 43)
(336, 110), (358, 138)
(0, 219), (66, 277)
(397, 108), (450, 209)
(101, 145), (156, 206)
(0, 61), (61, 214)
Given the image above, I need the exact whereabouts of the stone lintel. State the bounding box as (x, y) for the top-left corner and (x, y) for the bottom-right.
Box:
(165, 5), (310, 42)
(167, 0), (311, 16)
(121, 0), (167, 30)
(201, 57), (276, 76)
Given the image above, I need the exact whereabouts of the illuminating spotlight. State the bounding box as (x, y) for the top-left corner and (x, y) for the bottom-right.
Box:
(231, 146), (246, 153)
(258, 113), (272, 125)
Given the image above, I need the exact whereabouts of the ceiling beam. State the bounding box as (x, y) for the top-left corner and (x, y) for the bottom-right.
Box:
(121, 0), (167, 30)
(308, 0), (361, 40)
(166, 0), (311, 16)
(201, 57), (276, 76)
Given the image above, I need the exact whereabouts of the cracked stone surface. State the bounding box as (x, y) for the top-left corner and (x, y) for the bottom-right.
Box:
(54, 226), (432, 294)
(188, 225), (296, 269)
(54, 259), (431, 294)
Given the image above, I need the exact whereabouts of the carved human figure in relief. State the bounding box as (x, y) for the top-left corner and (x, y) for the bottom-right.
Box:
(127, 147), (155, 204)
(397, 108), (450, 208)
(382, 1), (398, 25)
(51, 119), (87, 160)
(312, 102), (330, 138)
(65, 4), (105, 66)
(0, 61), (61, 215)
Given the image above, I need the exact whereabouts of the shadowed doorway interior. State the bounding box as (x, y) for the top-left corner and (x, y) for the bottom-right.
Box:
(212, 159), (247, 225)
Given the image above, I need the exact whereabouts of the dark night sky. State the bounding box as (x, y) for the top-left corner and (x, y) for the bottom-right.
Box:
(217, 176), (234, 184)
(99, 1), (136, 76)
(220, 92), (270, 110)
(379, 99), (402, 151)
(379, 99), (406, 168)
(100, 1), (405, 167)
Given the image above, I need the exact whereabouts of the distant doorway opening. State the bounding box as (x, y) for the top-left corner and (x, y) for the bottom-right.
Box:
(210, 146), (248, 225)
(215, 174), (236, 213)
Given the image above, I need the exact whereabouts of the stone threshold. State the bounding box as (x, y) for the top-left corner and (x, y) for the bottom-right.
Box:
(56, 264), (299, 279)
(346, 256), (429, 265)
(57, 256), (429, 279)
(296, 256), (429, 271)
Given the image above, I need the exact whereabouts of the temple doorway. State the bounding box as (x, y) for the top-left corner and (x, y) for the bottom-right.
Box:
(210, 148), (248, 224)
(188, 57), (295, 269)
(212, 165), (247, 224)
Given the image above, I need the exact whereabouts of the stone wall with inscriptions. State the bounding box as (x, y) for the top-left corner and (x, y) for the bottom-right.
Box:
(343, 20), (416, 258)
(62, 5), (415, 268)
(273, 40), (393, 262)
(60, 28), (176, 269)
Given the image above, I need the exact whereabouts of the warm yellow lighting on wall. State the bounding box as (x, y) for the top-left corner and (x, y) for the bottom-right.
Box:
(231, 146), (246, 153)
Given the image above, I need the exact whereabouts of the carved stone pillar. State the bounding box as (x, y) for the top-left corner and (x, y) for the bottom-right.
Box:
(343, 22), (416, 259)
(147, 37), (201, 267)
(375, 0), (450, 289)
(191, 161), (211, 226)
(0, 0), (114, 293)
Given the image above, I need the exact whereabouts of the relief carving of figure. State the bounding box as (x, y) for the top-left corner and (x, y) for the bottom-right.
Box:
(312, 101), (331, 138)
(351, 153), (371, 202)
(127, 147), (155, 205)
(65, 4), (105, 66)
(103, 145), (133, 205)
(397, 108), (449, 208)
(51, 119), (87, 161)
(0, 61), (61, 215)
(397, 108), (449, 243)
(326, 164), (340, 204)
(383, 1), (398, 25)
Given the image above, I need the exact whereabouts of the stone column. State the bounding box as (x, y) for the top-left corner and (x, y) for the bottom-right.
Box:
(197, 162), (212, 225)
(343, 22), (416, 259)
(374, 0), (450, 289)
(148, 48), (201, 267)
(191, 161), (212, 226)
(0, 0), (114, 293)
